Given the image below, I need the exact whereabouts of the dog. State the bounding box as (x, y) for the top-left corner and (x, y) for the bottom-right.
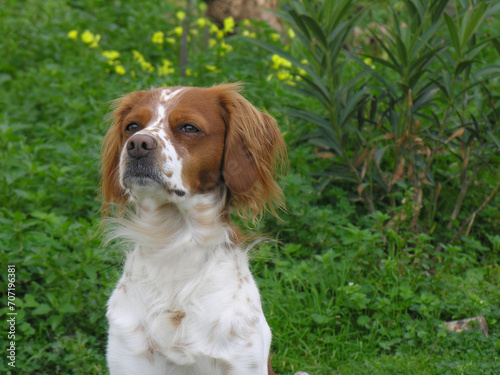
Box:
(100, 83), (286, 374)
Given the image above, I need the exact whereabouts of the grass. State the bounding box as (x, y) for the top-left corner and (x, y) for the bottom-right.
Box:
(1, 0), (500, 374)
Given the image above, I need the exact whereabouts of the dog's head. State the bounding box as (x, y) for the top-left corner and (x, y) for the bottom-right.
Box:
(100, 83), (286, 221)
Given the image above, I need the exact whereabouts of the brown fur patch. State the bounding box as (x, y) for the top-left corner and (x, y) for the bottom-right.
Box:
(168, 310), (185, 327)
(211, 358), (234, 375)
(100, 84), (287, 224)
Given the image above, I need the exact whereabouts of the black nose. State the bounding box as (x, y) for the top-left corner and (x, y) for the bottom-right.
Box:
(127, 134), (156, 159)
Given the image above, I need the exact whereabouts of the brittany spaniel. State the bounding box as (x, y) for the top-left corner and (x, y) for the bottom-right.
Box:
(100, 83), (286, 375)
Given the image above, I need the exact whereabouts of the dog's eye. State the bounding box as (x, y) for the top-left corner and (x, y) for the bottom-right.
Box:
(125, 123), (141, 133)
(180, 124), (200, 134)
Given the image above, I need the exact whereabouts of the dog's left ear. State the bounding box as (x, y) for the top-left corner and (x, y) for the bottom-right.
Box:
(212, 83), (287, 222)
(100, 91), (147, 215)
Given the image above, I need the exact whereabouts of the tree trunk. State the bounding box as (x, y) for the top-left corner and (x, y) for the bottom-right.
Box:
(202, 0), (282, 31)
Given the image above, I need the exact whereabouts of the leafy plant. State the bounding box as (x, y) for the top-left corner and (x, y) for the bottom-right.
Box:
(366, 0), (500, 233)
(253, 0), (500, 239)
(251, 0), (377, 209)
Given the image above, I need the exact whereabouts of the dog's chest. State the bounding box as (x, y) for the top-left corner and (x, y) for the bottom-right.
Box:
(106, 245), (267, 366)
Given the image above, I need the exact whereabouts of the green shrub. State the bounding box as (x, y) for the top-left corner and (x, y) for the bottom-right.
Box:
(254, 0), (500, 240)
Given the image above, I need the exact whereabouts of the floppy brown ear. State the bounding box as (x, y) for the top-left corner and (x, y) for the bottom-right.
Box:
(223, 120), (258, 195)
(213, 83), (287, 222)
(100, 91), (147, 215)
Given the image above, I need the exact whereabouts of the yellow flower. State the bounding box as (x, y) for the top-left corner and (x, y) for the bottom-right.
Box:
(209, 38), (217, 48)
(166, 37), (175, 44)
(89, 34), (101, 48)
(186, 68), (192, 77)
(271, 54), (280, 69)
(132, 50), (155, 72)
(115, 65), (126, 75)
(243, 30), (257, 38)
(78, 31), (100, 48)
(174, 26), (183, 37)
(132, 50), (144, 61)
(209, 24), (220, 34)
(288, 28), (296, 39)
(223, 17), (235, 34)
(220, 41), (233, 52)
(142, 62), (155, 72)
(298, 68), (307, 76)
(67, 30), (78, 40)
(270, 33), (280, 42)
(197, 18), (207, 28)
(81, 30), (95, 44)
(271, 54), (292, 70)
(158, 59), (175, 76)
(152, 31), (164, 44)
(205, 65), (220, 73)
(363, 57), (376, 69)
(190, 28), (199, 36)
(243, 19), (251, 27)
(176, 11), (186, 21)
(102, 50), (121, 60)
(277, 69), (292, 81)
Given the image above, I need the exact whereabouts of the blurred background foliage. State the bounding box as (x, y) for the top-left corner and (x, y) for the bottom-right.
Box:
(1, 0), (500, 373)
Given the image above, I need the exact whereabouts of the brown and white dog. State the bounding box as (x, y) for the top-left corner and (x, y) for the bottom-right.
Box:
(100, 83), (286, 375)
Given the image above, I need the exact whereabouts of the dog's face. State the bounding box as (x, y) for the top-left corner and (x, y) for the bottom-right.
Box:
(117, 87), (227, 203)
(101, 84), (287, 220)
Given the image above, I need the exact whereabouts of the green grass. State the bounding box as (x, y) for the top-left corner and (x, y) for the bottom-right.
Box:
(1, 0), (500, 374)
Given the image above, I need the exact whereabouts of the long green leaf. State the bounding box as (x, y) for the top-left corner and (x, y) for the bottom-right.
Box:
(368, 29), (402, 73)
(287, 108), (333, 132)
(475, 66), (500, 79)
(289, 9), (312, 41)
(413, 87), (439, 112)
(339, 89), (369, 127)
(309, 137), (341, 155)
(460, 2), (486, 48)
(325, 0), (355, 35)
(300, 14), (328, 48)
(443, 12), (460, 57)
(430, 0), (450, 23)
(328, 21), (351, 51)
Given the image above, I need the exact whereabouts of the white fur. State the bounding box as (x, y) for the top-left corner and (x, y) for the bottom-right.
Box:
(106, 88), (273, 374)
(107, 194), (272, 375)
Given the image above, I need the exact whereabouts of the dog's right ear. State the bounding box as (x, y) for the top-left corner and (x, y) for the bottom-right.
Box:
(100, 91), (147, 215)
(211, 83), (287, 223)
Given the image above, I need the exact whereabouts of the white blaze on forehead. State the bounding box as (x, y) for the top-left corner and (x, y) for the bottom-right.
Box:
(148, 87), (187, 192)
(120, 87), (189, 196)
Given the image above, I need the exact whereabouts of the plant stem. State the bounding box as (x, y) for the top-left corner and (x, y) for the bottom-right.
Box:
(450, 178), (500, 244)
(447, 165), (478, 229)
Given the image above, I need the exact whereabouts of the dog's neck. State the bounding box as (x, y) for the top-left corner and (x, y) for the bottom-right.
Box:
(111, 190), (235, 258)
